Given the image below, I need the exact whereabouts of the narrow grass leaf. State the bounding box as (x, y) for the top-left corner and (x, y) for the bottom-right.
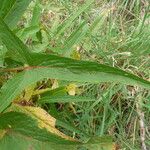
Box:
(0, 19), (33, 64)
(55, 0), (94, 36)
(0, 0), (16, 19)
(39, 95), (96, 103)
(61, 22), (89, 56)
(0, 0), (32, 28)
(30, 0), (41, 26)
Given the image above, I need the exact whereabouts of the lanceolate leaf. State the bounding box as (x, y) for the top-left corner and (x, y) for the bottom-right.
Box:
(0, 19), (33, 64)
(31, 53), (150, 90)
(0, 62), (150, 112)
(9, 104), (77, 142)
(0, 0), (32, 28)
(55, 0), (94, 36)
(10, 104), (89, 141)
(0, 18), (150, 112)
(39, 95), (96, 103)
(0, 132), (116, 150)
(0, 106), (116, 149)
(0, 111), (76, 144)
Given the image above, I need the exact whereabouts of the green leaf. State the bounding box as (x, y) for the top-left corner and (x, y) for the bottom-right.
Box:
(17, 25), (40, 40)
(0, 19), (33, 64)
(31, 53), (150, 90)
(0, 111), (76, 144)
(55, 0), (94, 36)
(0, 109), (115, 149)
(39, 95), (96, 103)
(0, 16), (150, 113)
(0, 0), (32, 28)
(0, 0), (16, 18)
(0, 45), (7, 67)
(0, 132), (115, 150)
(30, 0), (41, 26)
(0, 133), (77, 150)
(60, 21), (89, 56)
(0, 61), (150, 112)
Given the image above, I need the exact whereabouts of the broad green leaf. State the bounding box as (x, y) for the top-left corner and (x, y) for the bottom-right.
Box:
(0, 19), (33, 64)
(39, 95), (96, 103)
(0, 111), (76, 144)
(0, 61), (150, 112)
(0, 133), (78, 150)
(10, 104), (89, 142)
(0, 0), (32, 28)
(0, 132), (115, 150)
(55, 0), (94, 36)
(9, 104), (78, 142)
(0, 106), (115, 149)
(0, 15), (150, 113)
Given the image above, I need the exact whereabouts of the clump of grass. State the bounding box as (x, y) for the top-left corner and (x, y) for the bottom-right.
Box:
(19, 0), (150, 149)
(0, 0), (149, 149)
(35, 1), (149, 149)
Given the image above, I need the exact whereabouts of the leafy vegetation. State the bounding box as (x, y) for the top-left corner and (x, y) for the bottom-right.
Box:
(0, 0), (150, 149)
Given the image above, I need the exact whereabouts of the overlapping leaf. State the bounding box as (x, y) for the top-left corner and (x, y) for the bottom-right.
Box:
(0, 111), (76, 144)
(0, 19), (33, 64)
(0, 0), (32, 28)
(0, 132), (116, 150)
(0, 105), (116, 150)
(55, 0), (94, 36)
(0, 18), (150, 113)
(39, 95), (96, 103)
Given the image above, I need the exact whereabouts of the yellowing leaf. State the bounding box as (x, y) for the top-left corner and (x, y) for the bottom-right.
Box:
(10, 104), (77, 142)
(23, 106), (56, 128)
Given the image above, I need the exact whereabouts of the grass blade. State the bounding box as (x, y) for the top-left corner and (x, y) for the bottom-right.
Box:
(0, 19), (33, 64)
(55, 0), (94, 36)
(39, 95), (96, 103)
(0, 0), (32, 28)
(0, 16), (149, 113)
